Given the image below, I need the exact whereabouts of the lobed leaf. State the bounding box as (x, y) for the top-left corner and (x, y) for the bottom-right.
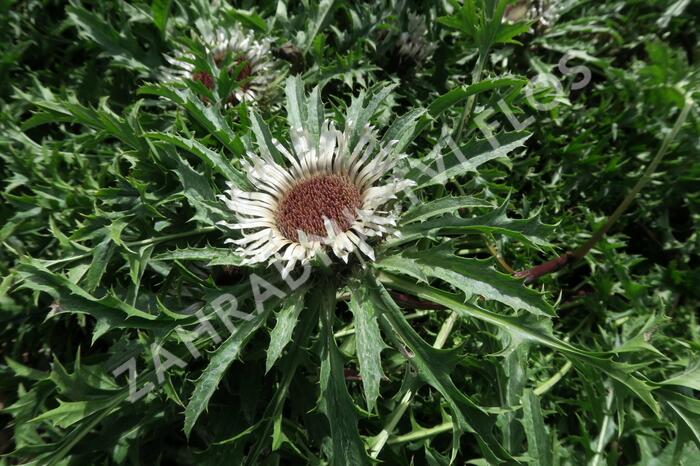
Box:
(391, 200), (557, 250)
(146, 132), (248, 187)
(138, 84), (245, 157)
(184, 304), (273, 437)
(401, 195), (495, 224)
(265, 287), (307, 373)
(365, 274), (515, 464)
(521, 389), (552, 466)
(406, 131), (531, 189)
(377, 244), (555, 316)
(378, 272), (661, 416)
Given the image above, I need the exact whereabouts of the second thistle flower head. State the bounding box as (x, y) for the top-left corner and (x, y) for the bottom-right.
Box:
(164, 23), (276, 105)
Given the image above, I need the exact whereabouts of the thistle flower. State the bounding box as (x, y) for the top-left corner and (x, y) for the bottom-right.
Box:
(164, 26), (275, 105)
(395, 12), (436, 65)
(218, 84), (415, 277)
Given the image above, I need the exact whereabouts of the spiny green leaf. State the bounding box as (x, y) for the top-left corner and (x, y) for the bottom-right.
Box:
(657, 389), (700, 447)
(406, 131), (531, 189)
(126, 244), (154, 287)
(146, 132), (247, 187)
(382, 107), (426, 156)
(301, 0), (336, 53)
(377, 244), (555, 316)
(521, 389), (552, 466)
(229, 9), (268, 32)
(401, 195), (495, 224)
(246, 305), (320, 465)
(153, 246), (241, 266)
(24, 96), (146, 151)
(345, 82), (397, 151)
(169, 151), (228, 225)
(426, 77), (527, 118)
(348, 283), (387, 412)
(437, 0), (530, 51)
(151, 0), (172, 33)
(378, 272), (661, 416)
(317, 279), (370, 466)
(29, 397), (123, 429)
(67, 3), (159, 72)
(265, 287), (307, 373)
(138, 84), (245, 156)
(184, 305), (273, 438)
(16, 260), (174, 336)
(658, 361), (700, 391)
(391, 200), (556, 250)
(4, 357), (49, 381)
(249, 110), (285, 165)
(365, 273), (515, 464)
(83, 236), (115, 293)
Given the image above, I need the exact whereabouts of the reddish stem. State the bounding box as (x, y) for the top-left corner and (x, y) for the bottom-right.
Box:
(513, 252), (574, 284)
(344, 368), (362, 381)
(390, 291), (446, 310)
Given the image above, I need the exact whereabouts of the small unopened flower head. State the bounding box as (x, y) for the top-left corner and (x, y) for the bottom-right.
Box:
(504, 0), (558, 28)
(396, 12), (436, 65)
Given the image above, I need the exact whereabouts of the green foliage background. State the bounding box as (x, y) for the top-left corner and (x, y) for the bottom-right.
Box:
(1, 0), (699, 464)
